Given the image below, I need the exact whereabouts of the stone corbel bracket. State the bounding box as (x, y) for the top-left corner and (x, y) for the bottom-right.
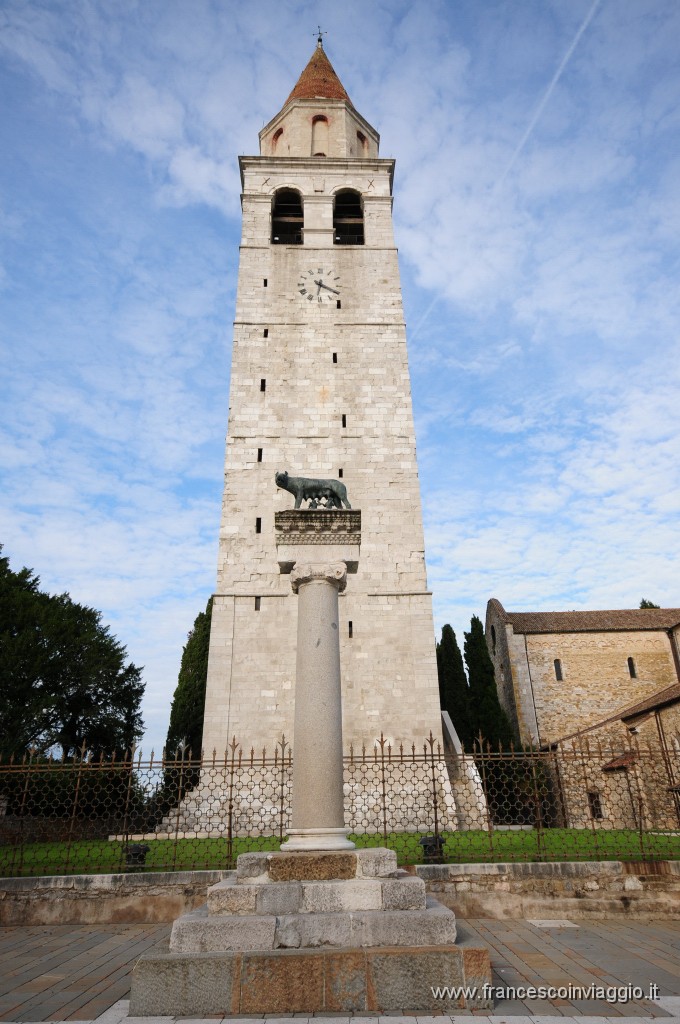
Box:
(275, 509), (361, 574)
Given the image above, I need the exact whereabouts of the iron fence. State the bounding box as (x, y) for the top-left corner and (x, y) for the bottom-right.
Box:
(0, 734), (678, 877)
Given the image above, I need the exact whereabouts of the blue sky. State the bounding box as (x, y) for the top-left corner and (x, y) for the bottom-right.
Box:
(2, 0), (679, 755)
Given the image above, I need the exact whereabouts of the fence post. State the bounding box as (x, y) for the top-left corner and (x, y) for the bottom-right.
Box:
(378, 733), (388, 846)
(476, 737), (494, 860)
(577, 735), (600, 860)
(226, 737), (238, 867)
(117, 747), (136, 873)
(11, 752), (33, 878)
(529, 745), (545, 862)
(426, 732), (441, 848)
(278, 735), (289, 845)
(64, 746), (87, 875)
(171, 742), (186, 872)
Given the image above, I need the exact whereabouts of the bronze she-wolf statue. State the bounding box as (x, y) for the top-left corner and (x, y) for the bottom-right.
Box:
(275, 470), (352, 510)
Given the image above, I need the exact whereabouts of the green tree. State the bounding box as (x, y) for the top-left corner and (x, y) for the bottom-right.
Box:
(639, 598), (660, 609)
(463, 614), (514, 750)
(436, 624), (473, 749)
(165, 596), (213, 758)
(0, 546), (144, 759)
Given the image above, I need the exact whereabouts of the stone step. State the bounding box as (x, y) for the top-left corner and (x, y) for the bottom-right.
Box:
(170, 895), (456, 952)
(208, 872), (426, 915)
(130, 940), (492, 1015)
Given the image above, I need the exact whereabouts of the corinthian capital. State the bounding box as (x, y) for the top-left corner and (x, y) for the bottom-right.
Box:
(290, 561), (348, 594)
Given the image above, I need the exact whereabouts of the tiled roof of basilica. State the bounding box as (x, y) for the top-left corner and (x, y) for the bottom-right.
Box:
(285, 44), (352, 105)
(488, 598), (680, 633)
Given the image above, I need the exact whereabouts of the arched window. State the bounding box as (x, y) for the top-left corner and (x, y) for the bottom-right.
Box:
(627, 656), (637, 678)
(554, 658), (563, 681)
(271, 189), (303, 245)
(271, 127), (283, 152)
(333, 189), (364, 245)
(311, 115), (329, 156)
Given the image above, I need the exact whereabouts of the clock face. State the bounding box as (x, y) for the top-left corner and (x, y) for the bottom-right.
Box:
(297, 268), (341, 304)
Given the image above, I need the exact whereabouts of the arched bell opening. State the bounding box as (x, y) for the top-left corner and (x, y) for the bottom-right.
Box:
(333, 188), (364, 245)
(271, 188), (303, 245)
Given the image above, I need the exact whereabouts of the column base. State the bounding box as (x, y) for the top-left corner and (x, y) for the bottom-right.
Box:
(282, 827), (356, 851)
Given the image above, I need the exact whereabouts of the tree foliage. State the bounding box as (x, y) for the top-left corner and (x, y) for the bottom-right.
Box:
(165, 596), (213, 758)
(0, 547), (144, 760)
(463, 614), (514, 750)
(639, 598), (660, 609)
(436, 624), (473, 749)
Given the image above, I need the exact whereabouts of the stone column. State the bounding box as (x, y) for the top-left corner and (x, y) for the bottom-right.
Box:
(283, 560), (355, 851)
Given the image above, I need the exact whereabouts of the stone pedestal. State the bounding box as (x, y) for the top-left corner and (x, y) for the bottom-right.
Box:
(128, 512), (491, 1015)
(129, 848), (492, 1014)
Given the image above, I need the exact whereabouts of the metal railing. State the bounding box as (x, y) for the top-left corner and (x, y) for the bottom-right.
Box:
(0, 734), (677, 876)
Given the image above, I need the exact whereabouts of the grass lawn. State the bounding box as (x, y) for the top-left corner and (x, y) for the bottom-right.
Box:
(1, 827), (679, 877)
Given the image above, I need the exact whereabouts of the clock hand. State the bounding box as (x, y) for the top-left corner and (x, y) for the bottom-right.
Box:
(314, 280), (340, 295)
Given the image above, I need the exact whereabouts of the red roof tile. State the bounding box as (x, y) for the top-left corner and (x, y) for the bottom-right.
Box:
(285, 44), (351, 105)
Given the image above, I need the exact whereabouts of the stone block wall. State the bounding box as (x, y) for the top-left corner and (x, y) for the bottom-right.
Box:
(202, 149), (443, 759)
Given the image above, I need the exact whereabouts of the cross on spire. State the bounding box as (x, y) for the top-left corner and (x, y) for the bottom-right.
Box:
(315, 25), (327, 48)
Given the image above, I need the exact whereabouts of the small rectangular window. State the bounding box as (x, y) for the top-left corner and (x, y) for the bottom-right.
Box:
(263, 279), (268, 287)
(332, 352), (338, 364)
(254, 597), (261, 611)
(257, 448), (263, 463)
(587, 791), (603, 820)
(263, 328), (269, 338)
(260, 379), (266, 392)
(342, 414), (347, 428)
(554, 658), (563, 681)
(336, 300), (341, 309)
(255, 517), (262, 534)
(348, 620), (353, 639)
(338, 468), (343, 478)
(627, 656), (637, 678)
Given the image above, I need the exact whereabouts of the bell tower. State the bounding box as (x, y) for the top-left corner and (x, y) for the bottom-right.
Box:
(201, 40), (444, 756)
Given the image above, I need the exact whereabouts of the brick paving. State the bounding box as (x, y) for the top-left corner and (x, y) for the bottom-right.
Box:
(0, 921), (678, 1022)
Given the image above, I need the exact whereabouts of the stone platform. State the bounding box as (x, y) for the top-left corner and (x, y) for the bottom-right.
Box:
(129, 849), (492, 1014)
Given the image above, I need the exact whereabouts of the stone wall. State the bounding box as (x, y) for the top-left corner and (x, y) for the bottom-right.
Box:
(202, 147), (444, 758)
(486, 601), (678, 747)
(417, 860), (680, 920)
(0, 870), (231, 926)
(2, 862), (678, 925)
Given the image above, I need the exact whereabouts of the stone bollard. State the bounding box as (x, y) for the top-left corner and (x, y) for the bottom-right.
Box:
(283, 560), (355, 851)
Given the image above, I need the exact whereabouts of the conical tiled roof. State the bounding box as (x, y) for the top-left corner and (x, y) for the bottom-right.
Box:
(285, 43), (351, 105)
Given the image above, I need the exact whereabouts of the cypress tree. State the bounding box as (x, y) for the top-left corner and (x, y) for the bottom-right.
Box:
(463, 614), (514, 750)
(165, 596), (213, 758)
(436, 624), (473, 749)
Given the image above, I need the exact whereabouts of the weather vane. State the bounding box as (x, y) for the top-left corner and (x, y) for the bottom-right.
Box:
(315, 25), (327, 47)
